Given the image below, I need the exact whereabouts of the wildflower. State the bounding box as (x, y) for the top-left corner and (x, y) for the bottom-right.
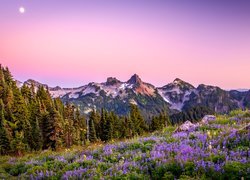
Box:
(83, 154), (87, 160)
(207, 130), (211, 135)
(208, 142), (212, 150)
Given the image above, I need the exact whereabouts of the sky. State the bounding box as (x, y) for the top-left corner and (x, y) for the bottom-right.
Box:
(0, 0), (250, 89)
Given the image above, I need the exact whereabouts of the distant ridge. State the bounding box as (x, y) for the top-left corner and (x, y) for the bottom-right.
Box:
(16, 74), (250, 116)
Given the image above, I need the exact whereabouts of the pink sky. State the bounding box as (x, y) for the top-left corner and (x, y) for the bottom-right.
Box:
(0, 1), (250, 89)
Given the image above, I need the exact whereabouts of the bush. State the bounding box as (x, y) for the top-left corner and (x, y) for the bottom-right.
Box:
(141, 143), (153, 153)
(162, 172), (174, 180)
(128, 142), (143, 151)
(153, 162), (183, 179)
(224, 162), (249, 179)
(63, 162), (81, 171)
(210, 154), (225, 164)
(183, 162), (195, 176)
(7, 163), (28, 176)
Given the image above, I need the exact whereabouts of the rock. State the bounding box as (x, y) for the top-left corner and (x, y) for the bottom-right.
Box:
(201, 115), (216, 124)
(179, 121), (197, 131)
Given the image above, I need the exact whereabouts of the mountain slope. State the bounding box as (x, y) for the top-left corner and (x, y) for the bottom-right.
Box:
(17, 75), (250, 117)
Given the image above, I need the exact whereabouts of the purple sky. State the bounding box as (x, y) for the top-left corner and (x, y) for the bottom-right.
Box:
(0, 0), (250, 89)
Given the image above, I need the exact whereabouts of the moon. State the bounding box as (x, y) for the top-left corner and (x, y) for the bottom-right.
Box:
(19, 6), (25, 14)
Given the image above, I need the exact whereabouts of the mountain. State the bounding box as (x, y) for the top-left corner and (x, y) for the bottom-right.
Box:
(157, 78), (195, 111)
(48, 74), (169, 117)
(16, 75), (250, 117)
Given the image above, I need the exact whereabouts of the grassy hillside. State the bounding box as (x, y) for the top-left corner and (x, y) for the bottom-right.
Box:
(0, 110), (249, 179)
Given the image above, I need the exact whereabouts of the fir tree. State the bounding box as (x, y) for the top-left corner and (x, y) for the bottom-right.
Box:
(10, 131), (26, 156)
(11, 85), (31, 150)
(0, 100), (10, 155)
(130, 104), (147, 136)
(88, 110), (97, 143)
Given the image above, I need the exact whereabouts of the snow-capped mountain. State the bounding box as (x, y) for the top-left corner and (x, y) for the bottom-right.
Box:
(48, 74), (156, 99)
(16, 75), (250, 116)
(157, 78), (195, 111)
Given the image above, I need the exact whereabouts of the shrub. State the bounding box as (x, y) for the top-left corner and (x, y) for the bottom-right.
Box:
(224, 162), (249, 179)
(183, 162), (195, 176)
(8, 163), (28, 176)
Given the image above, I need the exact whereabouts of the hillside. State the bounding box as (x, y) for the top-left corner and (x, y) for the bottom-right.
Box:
(0, 110), (249, 179)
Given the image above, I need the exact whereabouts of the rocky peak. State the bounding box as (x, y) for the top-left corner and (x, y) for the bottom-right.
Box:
(173, 78), (194, 88)
(24, 79), (48, 89)
(105, 77), (121, 86)
(50, 86), (62, 91)
(197, 84), (219, 92)
(162, 78), (194, 91)
(127, 74), (142, 85)
(173, 78), (184, 84)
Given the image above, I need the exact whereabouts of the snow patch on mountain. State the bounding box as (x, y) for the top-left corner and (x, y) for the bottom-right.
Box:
(50, 89), (71, 98)
(170, 102), (183, 111)
(15, 80), (23, 88)
(129, 99), (137, 105)
(81, 86), (98, 96)
(157, 89), (170, 103)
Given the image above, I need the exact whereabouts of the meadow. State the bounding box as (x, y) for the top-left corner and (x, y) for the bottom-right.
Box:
(0, 110), (249, 180)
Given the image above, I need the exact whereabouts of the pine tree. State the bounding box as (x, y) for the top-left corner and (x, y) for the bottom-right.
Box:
(11, 85), (31, 150)
(124, 116), (133, 138)
(41, 108), (64, 150)
(32, 117), (43, 150)
(88, 110), (97, 143)
(72, 107), (81, 145)
(130, 104), (147, 136)
(0, 100), (10, 155)
(29, 100), (43, 151)
(10, 131), (26, 156)
(0, 66), (6, 100)
(106, 112), (114, 141)
(2, 67), (14, 87)
(36, 86), (53, 111)
(100, 108), (107, 141)
(94, 110), (101, 139)
(111, 112), (120, 139)
(64, 103), (75, 148)
(76, 108), (87, 145)
(52, 108), (64, 150)
(150, 116), (159, 131)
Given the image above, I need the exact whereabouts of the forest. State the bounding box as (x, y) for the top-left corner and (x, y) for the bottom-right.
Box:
(0, 65), (170, 155)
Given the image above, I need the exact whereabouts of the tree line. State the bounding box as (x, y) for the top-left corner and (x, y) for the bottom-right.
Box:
(0, 65), (170, 156)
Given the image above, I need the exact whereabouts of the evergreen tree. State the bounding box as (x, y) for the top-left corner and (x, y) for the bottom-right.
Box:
(94, 110), (101, 139)
(76, 108), (87, 145)
(29, 100), (43, 151)
(111, 112), (120, 139)
(41, 108), (63, 150)
(124, 116), (133, 138)
(0, 66), (6, 100)
(73, 107), (82, 145)
(10, 131), (26, 156)
(0, 100), (10, 155)
(51, 108), (64, 150)
(2, 67), (14, 86)
(106, 112), (114, 141)
(100, 108), (107, 141)
(88, 110), (97, 143)
(130, 104), (147, 136)
(11, 85), (31, 150)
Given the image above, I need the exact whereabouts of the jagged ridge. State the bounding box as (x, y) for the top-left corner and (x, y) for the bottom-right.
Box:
(16, 75), (250, 116)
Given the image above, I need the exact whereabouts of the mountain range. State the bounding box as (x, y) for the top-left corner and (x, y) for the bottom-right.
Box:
(16, 74), (250, 118)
